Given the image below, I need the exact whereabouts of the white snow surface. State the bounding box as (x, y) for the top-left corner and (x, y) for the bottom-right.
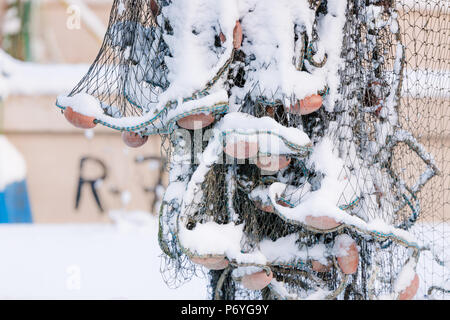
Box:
(0, 212), (208, 300)
(0, 50), (89, 96)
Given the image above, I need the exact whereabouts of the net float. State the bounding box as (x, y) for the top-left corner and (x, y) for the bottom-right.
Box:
(304, 215), (342, 230)
(277, 199), (292, 208)
(150, 0), (160, 17)
(265, 105), (276, 118)
(64, 107), (97, 129)
(219, 32), (226, 43)
(254, 200), (275, 213)
(191, 256), (229, 270)
(334, 234), (359, 275)
(365, 81), (384, 117)
(233, 21), (243, 49)
(398, 273), (419, 300)
(288, 94), (323, 115)
(254, 197), (291, 213)
(241, 269), (273, 291)
(256, 155), (291, 172)
(224, 139), (258, 160)
(122, 131), (148, 148)
(177, 113), (215, 130)
(311, 260), (332, 273)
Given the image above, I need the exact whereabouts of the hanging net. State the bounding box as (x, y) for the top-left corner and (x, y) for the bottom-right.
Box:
(56, 0), (449, 300)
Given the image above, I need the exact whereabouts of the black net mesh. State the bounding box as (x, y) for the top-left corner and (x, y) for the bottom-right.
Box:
(56, 0), (449, 300)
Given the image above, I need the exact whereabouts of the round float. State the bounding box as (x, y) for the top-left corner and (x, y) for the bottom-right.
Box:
(64, 107), (97, 129)
(150, 0), (159, 17)
(191, 256), (229, 270)
(304, 215), (342, 231)
(224, 139), (258, 160)
(241, 269), (273, 291)
(254, 201), (275, 213)
(233, 21), (243, 49)
(122, 131), (148, 148)
(334, 234), (359, 275)
(311, 260), (332, 273)
(177, 113), (215, 130)
(256, 155), (291, 172)
(398, 273), (419, 300)
(288, 94), (323, 115)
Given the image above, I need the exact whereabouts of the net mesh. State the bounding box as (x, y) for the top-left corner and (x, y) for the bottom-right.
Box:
(57, 0), (449, 299)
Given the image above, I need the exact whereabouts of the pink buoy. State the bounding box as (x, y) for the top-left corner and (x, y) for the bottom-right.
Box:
(64, 107), (97, 129)
(191, 256), (229, 270)
(254, 201), (275, 213)
(311, 260), (331, 273)
(219, 32), (226, 43)
(256, 155), (291, 172)
(122, 131), (148, 148)
(398, 273), (419, 300)
(304, 215), (342, 230)
(177, 113), (215, 130)
(233, 21), (243, 49)
(224, 140), (258, 160)
(288, 94), (323, 115)
(150, 0), (159, 16)
(254, 198), (292, 213)
(334, 234), (359, 275)
(241, 269), (273, 291)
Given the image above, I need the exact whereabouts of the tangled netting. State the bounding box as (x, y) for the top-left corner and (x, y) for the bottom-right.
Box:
(56, 0), (449, 300)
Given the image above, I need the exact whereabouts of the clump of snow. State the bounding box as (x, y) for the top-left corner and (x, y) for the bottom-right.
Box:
(179, 221), (266, 264)
(259, 234), (328, 265)
(232, 266), (264, 278)
(332, 234), (357, 258)
(394, 259), (417, 294)
(179, 221), (245, 257)
(268, 137), (357, 225)
(57, 93), (104, 118)
(160, 0), (237, 99)
(217, 112), (311, 154)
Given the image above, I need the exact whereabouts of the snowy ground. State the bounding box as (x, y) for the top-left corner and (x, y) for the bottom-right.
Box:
(0, 211), (448, 299)
(0, 211), (208, 300)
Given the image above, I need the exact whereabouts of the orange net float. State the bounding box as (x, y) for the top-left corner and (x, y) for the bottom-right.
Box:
(241, 269), (273, 291)
(176, 113), (216, 130)
(311, 260), (332, 273)
(191, 256), (229, 270)
(254, 198), (291, 213)
(365, 81), (384, 117)
(256, 155), (291, 172)
(304, 215), (342, 231)
(288, 94), (323, 115)
(254, 201), (275, 213)
(150, 0), (160, 17)
(64, 107), (97, 129)
(233, 20), (243, 49)
(219, 32), (226, 43)
(121, 131), (149, 148)
(398, 273), (419, 300)
(334, 234), (359, 275)
(224, 140), (258, 160)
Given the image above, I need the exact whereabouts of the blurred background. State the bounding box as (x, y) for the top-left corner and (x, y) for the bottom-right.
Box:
(1, 0), (166, 223)
(0, 0), (448, 300)
(0, 0), (205, 299)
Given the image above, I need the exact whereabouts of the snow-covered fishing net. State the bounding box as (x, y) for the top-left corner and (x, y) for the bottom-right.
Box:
(56, 0), (449, 300)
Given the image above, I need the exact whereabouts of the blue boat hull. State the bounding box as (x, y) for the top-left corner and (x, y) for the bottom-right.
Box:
(0, 179), (33, 223)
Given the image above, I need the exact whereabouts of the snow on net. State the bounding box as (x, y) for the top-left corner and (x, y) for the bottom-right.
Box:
(56, 0), (449, 300)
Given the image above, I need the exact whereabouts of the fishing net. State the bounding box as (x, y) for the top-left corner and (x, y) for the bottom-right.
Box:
(55, 0), (449, 300)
